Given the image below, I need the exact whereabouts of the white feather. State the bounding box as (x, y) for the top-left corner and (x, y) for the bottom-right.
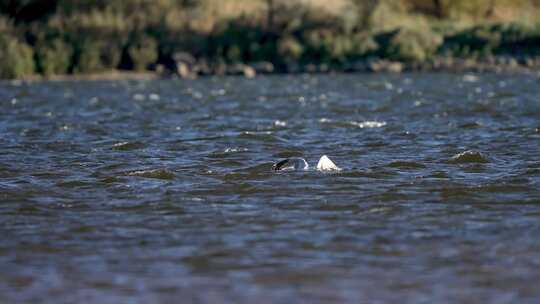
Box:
(316, 155), (341, 171)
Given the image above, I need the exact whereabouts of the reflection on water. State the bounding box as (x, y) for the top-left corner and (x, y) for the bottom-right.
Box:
(1, 73), (540, 303)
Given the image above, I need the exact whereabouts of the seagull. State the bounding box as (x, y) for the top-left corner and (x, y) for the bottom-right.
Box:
(272, 155), (341, 171)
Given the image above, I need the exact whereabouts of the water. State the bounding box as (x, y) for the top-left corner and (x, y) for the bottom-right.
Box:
(1, 73), (540, 303)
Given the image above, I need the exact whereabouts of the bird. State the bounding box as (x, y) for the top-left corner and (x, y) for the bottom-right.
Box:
(272, 155), (341, 171)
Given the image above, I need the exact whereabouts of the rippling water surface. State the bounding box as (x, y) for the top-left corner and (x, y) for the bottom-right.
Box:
(1, 73), (540, 303)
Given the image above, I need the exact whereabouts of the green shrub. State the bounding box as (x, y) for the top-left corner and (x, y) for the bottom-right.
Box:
(278, 35), (303, 61)
(72, 39), (105, 73)
(126, 34), (158, 70)
(379, 27), (443, 61)
(35, 38), (72, 76)
(207, 21), (273, 63)
(302, 30), (338, 63)
(0, 34), (35, 79)
(328, 35), (353, 62)
(71, 36), (123, 73)
(442, 25), (501, 56)
(0, 16), (15, 34)
(440, 23), (540, 57)
(496, 23), (540, 54)
(350, 33), (379, 58)
(226, 44), (243, 62)
(248, 39), (278, 62)
(100, 39), (123, 68)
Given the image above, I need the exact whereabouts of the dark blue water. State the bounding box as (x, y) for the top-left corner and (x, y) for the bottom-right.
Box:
(1, 73), (540, 303)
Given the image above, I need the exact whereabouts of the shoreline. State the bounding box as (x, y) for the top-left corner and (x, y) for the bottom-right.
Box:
(4, 2), (540, 81)
(9, 55), (540, 82)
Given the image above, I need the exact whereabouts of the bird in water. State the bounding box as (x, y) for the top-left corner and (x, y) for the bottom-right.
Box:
(272, 155), (341, 171)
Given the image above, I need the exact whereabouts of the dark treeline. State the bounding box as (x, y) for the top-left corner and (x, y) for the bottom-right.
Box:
(2, 0), (540, 78)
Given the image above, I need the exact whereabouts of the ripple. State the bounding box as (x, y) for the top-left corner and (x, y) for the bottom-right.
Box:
(123, 169), (176, 180)
(475, 183), (533, 194)
(458, 122), (482, 129)
(388, 161), (427, 169)
(0, 165), (20, 178)
(428, 171), (450, 178)
(223, 147), (248, 153)
(239, 131), (287, 142)
(272, 150), (305, 158)
(447, 150), (490, 164)
(207, 147), (249, 158)
(56, 180), (93, 188)
(112, 141), (146, 151)
(15, 205), (42, 214)
(349, 121), (387, 128)
(336, 170), (380, 178)
(274, 120), (287, 127)
(204, 159), (245, 168)
(439, 186), (479, 200)
(319, 118), (387, 129)
(100, 176), (121, 183)
(462, 74), (480, 83)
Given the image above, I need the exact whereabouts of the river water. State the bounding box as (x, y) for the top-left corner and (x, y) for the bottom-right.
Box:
(1, 73), (540, 303)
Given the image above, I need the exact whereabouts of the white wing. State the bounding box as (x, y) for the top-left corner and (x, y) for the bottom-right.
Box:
(316, 155), (341, 171)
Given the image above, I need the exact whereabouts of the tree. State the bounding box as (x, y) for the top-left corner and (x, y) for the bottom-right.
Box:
(433, 0), (445, 18)
(0, 0), (58, 23)
(266, 0), (275, 30)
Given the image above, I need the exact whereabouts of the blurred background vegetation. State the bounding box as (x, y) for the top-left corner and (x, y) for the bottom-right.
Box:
(1, 0), (540, 78)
